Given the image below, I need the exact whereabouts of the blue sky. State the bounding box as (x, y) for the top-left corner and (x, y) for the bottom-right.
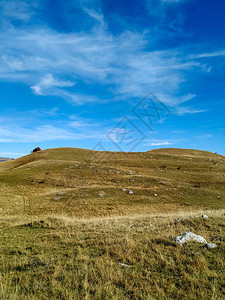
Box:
(0, 0), (225, 157)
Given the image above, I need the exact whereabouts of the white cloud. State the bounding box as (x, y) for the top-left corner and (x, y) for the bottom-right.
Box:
(175, 106), (207, 115)
(0, 124), (75, 143)
(0, 10), (208, 106)
(84, 8), (104, 24)
(0, 113), (107, 143)
(0, 0), (38, 22)
(144, 139), (175, 146)
(150, 141), (173, 146)
(195, 134), (213, 139)
(31, 74), (75, 95)
(191, 50), (225, 59)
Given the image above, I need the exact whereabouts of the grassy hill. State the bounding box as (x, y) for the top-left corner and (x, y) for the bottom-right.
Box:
(0, 147), (224, 299)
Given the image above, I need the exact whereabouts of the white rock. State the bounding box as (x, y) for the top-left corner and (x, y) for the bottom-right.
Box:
(121, 188), (126, 192)
(202, 214), (209, 219)
(205, 243), (217, 249)
(153, 193), (157, 197)
(53, 196), (61, 201)
(119, 263), (130, 267)
(127, 190), (133, 195)
(98, 192), (105, 197)
(161, 182), (167, 185)
(175, 232), (207, 245)
(57, 192), (65, 196)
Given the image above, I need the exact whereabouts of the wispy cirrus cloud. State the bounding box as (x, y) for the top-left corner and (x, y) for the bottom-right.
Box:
(175, 106), (207, 116)
(0, 112), (106, 143)
(191, 50), (225, 59)
(31, 74), (75, 96)
(0, 1), (210, 106)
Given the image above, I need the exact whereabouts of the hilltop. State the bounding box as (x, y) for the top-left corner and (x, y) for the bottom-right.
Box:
(0, 147), (224, 218)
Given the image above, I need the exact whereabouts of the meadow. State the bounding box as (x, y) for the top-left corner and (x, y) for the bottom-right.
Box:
(0, 147), (224, 299)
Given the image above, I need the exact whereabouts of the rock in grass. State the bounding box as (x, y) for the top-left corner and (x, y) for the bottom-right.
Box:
(98, 192), (105, 197)
(127, 190), (133, 195)
(153, 193), (157, 197)
(121, 188), (126, 192)
(53, 196), (61, 201)
(205, 243), (217, 249)
(119, 263), (130, 267)
(201, 214), (209, 219)
(57, 192), (65, 196)
(175, 232), (207, 245)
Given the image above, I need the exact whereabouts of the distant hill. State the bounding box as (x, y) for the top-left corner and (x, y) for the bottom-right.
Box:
(0, 157), (12, 162)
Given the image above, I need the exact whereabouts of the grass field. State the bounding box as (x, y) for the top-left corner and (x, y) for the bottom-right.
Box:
(0, 147), (224, 299)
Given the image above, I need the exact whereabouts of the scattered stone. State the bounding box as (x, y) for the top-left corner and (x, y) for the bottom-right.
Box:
(205, 243), (217, 249)
(164, 196), (168, 199)
(116, 171), (120, 174)
(98, 192), (105, 197)
(177, 216), (189, 222)
(175, 232), (207, 245)
(53, 196), (61, 201)
(201, 214), (209, 219)
(160, 181), (167, 185)
(130, 179), (134, 182)
(57, 192), (65, 196)
(119, 263), (130, 267)
(121, 188), (126, 192)
(127, 190), (133, 195)
(153, 193), (157, 197)
(180, 192), (183, 195)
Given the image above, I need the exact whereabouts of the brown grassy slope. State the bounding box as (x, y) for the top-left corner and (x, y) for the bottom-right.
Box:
(0, 148), (225, 299)
(0, 147), (224, 218)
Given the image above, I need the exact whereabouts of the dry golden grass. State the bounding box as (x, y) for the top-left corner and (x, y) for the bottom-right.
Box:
(0, 210), (224, 299)
(0, 147), (225, 299)
(0, 147), (224, 218)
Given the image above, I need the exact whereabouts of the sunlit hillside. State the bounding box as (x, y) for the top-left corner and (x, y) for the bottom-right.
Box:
(0, 148), (224, 299)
